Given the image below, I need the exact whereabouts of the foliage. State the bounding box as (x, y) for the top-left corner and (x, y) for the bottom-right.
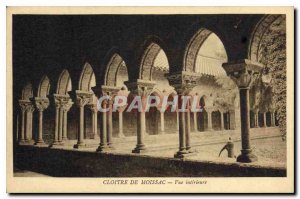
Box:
(214, 76), (238, 111)
(259, 16), (286, 138)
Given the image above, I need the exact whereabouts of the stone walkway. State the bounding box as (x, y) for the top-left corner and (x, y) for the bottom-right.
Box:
(24, 127), (285, 169)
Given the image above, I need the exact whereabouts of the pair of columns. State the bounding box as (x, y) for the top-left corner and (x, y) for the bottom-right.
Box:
(52, 94), (73, 147)
(253, 111), (276, 128)
(18, 100), (35, 144)
(34, 97), (50, 145)
(96, 86), (124, 152)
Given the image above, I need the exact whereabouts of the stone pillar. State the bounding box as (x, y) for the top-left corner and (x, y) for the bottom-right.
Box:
(206, 109), (213, 131)
(270, 111), (276, 127)
(159, 111), (165, 134)
(88, 104), (98, 139)
(176, 112), (179, 132)
(34, 98), (49, 146)
(263, 112), (267, 127)
(220, 111), (224, 130)
(166, 71), (201, 158)
(125, 80), (155, 154)
(117, 110), (125, 138)
(74, 91), (91, 149)
(18, 101), (27, 143)
(97, 99), (109, 152)
(185, 107), (191, 151)
(193, 112), (198, 132)
(25, 104), (34, 142)
(52, 103), (60, 146)
(62, 101), (73, 141)
(223, 59), (262, 163)
(254, 110), (259, 128)
(107, 99), (113, 147)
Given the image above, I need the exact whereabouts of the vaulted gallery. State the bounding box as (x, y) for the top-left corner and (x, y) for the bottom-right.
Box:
(14, 14), (283, 162)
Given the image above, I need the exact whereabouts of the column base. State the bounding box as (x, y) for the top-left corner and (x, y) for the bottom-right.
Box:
(132, 144), (147, 154)
(62, 137), (68, 141)
(49, 141), (62, 148)
(18, 139), (26, 145)
(174, 149), (194, 158)
(73, 142), (86, 149)
(96, 144), (110, 152)
(34, 140), (47, 147)
(236, 149), (258, 163)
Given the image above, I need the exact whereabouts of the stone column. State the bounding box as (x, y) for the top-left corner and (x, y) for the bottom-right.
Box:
(88, 104), (98, 139)
(176, 112), (179, 132)
(159, 111), (165, 134)
(34, 98), (49, 146)
(25, 104), (34, 142)
(97, 99), (110, 152)
(107, 99), (113, 147)
(254, 110), (259, 128)
(270, 111), (276, 127)
(193, 112), (198, 132)
(52, 102), (60, 146)
(166, 71), (201, 158)
(18, 101), (27, 144)
(185, 106), (191, 151)
(206, 109), (213, 131)
(263, 112), (267, 127)
(220, 111), (224, 130)
(62, 101), (73, 141)
(74, 91), (91, 149)
(117, 110), (125, 138)
(223, 59), (262, 163)
(125, 80), (155, 154)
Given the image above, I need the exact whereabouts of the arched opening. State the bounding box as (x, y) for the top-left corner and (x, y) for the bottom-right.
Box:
(212, 111), (221, 130)
(198, 96), (208, 132)
(250, 110), (255, 128)
(38, 76), (50, 98)
(57, 70), (72, 95)
(184, 28), (228, 75)
(105, 53), (128, 87)
(104, 53), (130, 138)
(22, 82), (33, 100)
(248, 15), (286, 132)
(145, 93), (160, 135)
(79, 63), (96, 92)
(164, 93), (178, 134)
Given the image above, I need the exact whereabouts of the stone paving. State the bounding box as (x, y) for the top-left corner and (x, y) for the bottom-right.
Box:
(24, 126), (286, 169)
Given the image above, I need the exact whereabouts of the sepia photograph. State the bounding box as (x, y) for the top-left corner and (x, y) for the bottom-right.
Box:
(6, 6), (294, 193)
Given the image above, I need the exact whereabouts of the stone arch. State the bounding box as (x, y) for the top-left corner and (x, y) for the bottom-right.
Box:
(22, 82), (33, 100)
(37, 76), (50, 98)
(79, 63), (96, 92)
(104, 53), (128, 87)
(57, 70), (72, 95)
(248, 14), (283, 62)
(183, 28), (228, 75)
(139, 39), (170, 81)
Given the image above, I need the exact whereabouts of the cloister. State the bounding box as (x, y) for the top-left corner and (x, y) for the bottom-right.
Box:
(14, 14), (284, 163)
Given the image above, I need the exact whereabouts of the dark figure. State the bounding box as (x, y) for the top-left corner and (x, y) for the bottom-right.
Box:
(219, 137), (235, 158)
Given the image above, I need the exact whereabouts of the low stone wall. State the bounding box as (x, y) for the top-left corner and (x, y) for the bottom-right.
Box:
(14, 145), (286, 177)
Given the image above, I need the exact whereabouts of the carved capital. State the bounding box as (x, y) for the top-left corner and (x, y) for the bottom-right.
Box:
(88, 104), (98, 113)
(75, 90), (92, 108)
(101, 85), (120, 99)
(34, 97), (49, 112)
(124, 79), (155, 97)
(222, 59), (263, 88)
(165, 71), (201, 95)
(61, 100), (73, 112)
(19, 100), (34, 112)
